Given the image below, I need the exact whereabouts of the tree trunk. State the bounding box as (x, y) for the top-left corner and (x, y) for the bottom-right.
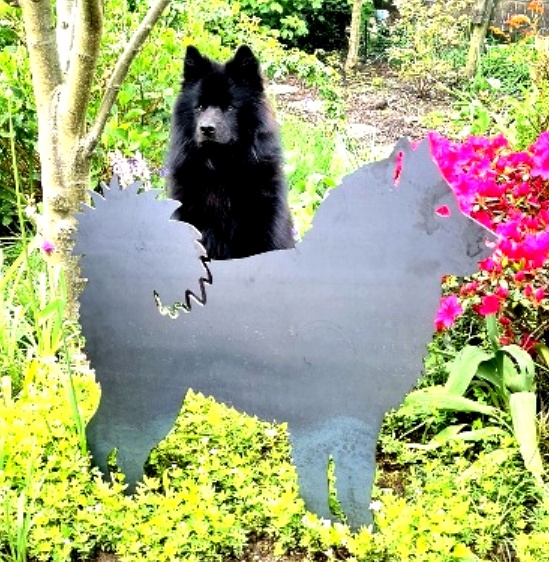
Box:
(17, 0), (171, 319)
(345, 0), (365, 72)
(465, 0), (496, 78)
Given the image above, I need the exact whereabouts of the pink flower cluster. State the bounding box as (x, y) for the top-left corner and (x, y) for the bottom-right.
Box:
(429, 131), (549, 345)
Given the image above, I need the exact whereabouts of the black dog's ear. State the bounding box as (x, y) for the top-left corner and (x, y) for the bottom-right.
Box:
(227, 45), (263, 90)
(183, 46), (209, 83)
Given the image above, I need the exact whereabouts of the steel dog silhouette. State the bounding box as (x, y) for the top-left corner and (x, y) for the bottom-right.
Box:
(76, 138), (494, 528)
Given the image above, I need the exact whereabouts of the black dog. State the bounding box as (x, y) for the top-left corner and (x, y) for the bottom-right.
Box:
(166, 45), (295, 260)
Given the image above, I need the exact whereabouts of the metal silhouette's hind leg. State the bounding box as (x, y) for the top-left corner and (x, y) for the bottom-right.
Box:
(331, 419), (380, 529)
(290, 417), (379, 528)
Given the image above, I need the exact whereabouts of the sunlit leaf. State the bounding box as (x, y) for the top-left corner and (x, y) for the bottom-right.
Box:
(509, 391), (544, 484)
(444, 345), (492, 396)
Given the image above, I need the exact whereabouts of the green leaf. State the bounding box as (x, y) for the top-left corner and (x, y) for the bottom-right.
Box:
(535, 342), (549, 368)
(501, 344), (536, 392)
(123, 108), (146, 121)
(509, 391), (544, 484)
(476, 359), (505, 388)
(499, 352), (520, 391)
(405, 387), (498, 416)
(444, 345), (493, 396)
(408, 424), (467, 450)
(455, 426), (506, 442)
(414, 424), (505, 451)
(485, 314), (500, 352)
(36, 299), (64, 321)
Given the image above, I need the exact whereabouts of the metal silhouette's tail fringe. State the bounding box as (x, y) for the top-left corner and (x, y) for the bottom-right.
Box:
(153, 255), (212, 319)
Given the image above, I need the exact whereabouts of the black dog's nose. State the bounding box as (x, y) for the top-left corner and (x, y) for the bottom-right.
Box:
(200, 125), (216, 138)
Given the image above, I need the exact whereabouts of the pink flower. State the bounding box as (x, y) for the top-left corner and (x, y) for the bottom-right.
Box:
(494, 284), (509, 299)
(393, 151), (404, 187)
(41, 239), (55, 255)
(530, 131), (549, 180)
(434, 295), (464, 331)
(435, 205), (451, 217)
(479, 257), (502, 274)
(429, 129), (549, 340)
(526, 285), (545, 303)
(459, 280), (479, 296)
(478, 294), (500, 316)
(514, 271), (526, 283)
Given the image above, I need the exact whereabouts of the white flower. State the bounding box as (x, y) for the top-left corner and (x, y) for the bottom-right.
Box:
(369, 500), (383, 512)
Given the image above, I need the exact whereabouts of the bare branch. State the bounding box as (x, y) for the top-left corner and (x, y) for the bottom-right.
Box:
(84, 0), (171, 157)
(19, 0), (62, 111)
(61, 0), (103, 138)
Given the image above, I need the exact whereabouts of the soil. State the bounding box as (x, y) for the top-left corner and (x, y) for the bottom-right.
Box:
(88, 64), (444, 562)
(273, 62), (452, 151)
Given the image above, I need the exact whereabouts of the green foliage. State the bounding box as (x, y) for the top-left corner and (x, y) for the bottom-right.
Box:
(0, 3), (21, 50)
(239, 0), (323, 42)
(0, 363), (100, 561)
(514, 494), (549, 561)
(446, 43), (537, 140)
(405, 315), (545, 485)
(475, 44), (533, 97)
(0, 49), (38, 235)
(373, 438), (544, 561)
(0, 240), (99, 558)
(294, 0), (354, 52)
(145, 390), (306, 556)
(282, 116), (355, 236)
(438, 38), (549, 149)
(507, 36), (549, 148)
(388, 0), (475, 95)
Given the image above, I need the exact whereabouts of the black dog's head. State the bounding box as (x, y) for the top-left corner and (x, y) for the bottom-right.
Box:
(179, 45), (265, 147)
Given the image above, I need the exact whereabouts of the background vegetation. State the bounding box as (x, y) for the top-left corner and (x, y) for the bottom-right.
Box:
(2, 0), (549, 560)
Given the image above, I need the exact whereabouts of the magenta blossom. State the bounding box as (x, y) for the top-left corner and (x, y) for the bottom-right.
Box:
(393, 151), (404, 187)
(435, 295), (464, 331)
(478, 294), (500, 316)
(435, 205), (451, 217)
(40, 239), (55, 255)
(530, 131), (549, 180)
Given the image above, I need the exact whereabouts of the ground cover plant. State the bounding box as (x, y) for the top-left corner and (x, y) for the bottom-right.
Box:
(2, 0), (549, 559)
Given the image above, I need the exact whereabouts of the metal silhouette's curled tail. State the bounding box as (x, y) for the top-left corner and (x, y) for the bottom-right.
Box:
(76, 176), (211, 321)
(153, 255), (212, 318)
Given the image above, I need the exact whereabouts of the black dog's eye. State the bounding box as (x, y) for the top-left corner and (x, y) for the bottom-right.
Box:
(226, 105), (234, 112)
(196, 104), (205, 112)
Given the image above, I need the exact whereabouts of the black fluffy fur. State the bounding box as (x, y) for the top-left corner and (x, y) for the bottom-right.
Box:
(167, 45), (295, 260)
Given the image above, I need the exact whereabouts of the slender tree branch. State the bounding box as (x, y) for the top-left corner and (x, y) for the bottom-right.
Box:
(62, 0), (103, 138)
(19, 0), (62, 111)
(84, 0), (171, 157)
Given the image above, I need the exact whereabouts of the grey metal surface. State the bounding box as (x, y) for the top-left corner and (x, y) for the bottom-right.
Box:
(76, 138), (494, 528)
